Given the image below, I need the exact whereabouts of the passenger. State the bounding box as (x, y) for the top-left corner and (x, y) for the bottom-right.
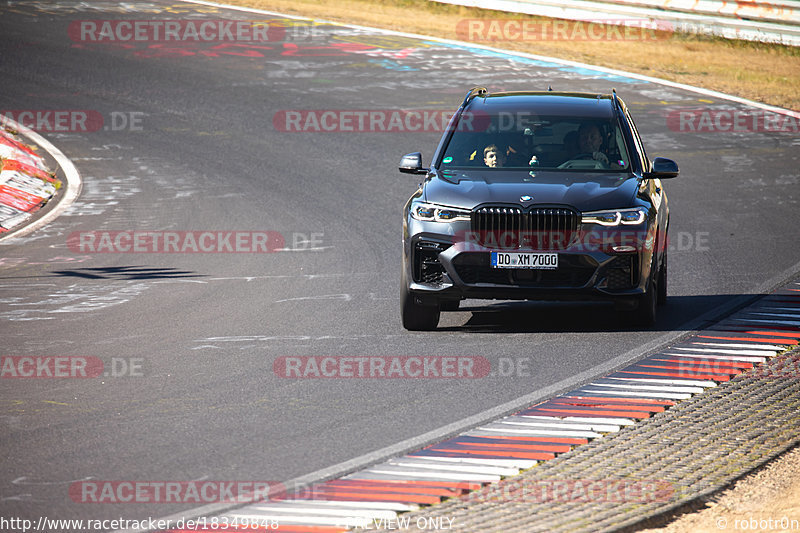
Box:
(483, 144), (506, 168)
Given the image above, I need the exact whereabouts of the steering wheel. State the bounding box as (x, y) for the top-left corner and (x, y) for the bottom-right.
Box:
(557, 153), (610, 169)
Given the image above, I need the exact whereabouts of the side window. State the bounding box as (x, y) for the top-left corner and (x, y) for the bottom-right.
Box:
(624, 110), (648, 171)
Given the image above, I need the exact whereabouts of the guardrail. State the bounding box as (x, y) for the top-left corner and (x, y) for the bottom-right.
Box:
(434, 0), (800, 45)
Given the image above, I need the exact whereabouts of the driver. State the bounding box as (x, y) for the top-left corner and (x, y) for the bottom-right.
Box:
(573, 123), (610, 165)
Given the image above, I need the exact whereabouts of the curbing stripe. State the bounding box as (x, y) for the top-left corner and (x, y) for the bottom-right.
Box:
(0, 116), (81, 243)
(577, 388), (692, 399)
(594, 377), (713, 387)
(476, 426), (602, 438)
(661, 352), (766, 363)
(464, 433), (589, 445)
(734, 318), (800, 326)
(242, 504), (396, 519)
(270, 499), (417, 511)
(386, 461), (517, 476)
(359, 469), (500, 483)
(497, 419), (623, 431)
(749, 312), (800, 319)
(446, 442), (571, 453)
(649, 357), (753, 369)
(672, 346), (779, 356)
(408, 453), (537, 470)
(615, 369), (733, 381)
(560, 395), (675, 406)
(696, 334), (799, 344)
(224, 513), (369, 527)
(690, 341), (786, 350)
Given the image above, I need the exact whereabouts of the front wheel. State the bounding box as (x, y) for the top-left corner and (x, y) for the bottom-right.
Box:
(634, 277), (657, 326)
(657, 248), (668, 306)
(618, 256), (658, 327)
(401, 271), (440, 331)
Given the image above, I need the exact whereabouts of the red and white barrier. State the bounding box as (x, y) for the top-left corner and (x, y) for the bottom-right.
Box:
(0, 128), (61, 232)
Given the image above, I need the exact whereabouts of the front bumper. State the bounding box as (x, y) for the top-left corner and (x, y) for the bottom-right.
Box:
(405, 231), (652, 305)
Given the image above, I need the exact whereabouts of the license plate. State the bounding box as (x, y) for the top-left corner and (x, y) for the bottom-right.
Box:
(490, 251), (558, 270)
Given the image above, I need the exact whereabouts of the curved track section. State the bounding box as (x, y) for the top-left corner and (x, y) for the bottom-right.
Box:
(1, 0), (799, 528)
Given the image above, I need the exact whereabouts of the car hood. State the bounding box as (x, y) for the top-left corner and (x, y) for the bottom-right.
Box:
(423, 169), (640, 212)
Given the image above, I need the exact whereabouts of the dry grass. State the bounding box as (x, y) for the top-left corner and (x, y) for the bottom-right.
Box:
(220, 0), (800, 110)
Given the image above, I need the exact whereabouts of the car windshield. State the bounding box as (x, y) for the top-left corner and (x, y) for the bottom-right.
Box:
(440, 114), (630, 172)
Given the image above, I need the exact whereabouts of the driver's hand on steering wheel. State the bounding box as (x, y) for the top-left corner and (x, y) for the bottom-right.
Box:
(592, 151), (609, 165)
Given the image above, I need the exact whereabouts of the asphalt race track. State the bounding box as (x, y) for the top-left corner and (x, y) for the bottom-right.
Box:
(1, 0), (799, 527)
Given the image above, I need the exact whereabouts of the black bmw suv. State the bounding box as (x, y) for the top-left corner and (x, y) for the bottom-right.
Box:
(400, 88), (679, 330)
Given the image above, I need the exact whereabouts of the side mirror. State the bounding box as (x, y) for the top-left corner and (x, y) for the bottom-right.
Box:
(644, 157), (679, 179)
(399, 152), (429, 175)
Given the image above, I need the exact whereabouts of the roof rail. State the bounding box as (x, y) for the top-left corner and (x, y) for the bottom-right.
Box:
(461, 86), (488, 108)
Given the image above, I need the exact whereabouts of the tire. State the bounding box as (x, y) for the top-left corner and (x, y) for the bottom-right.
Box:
(401, 270), (440, 331)
(657, 248), (667, 306)
(618, 255), (658, 327)
(635, 276), (657, 327)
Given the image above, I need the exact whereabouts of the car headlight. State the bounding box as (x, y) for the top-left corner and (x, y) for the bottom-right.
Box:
(410, 202), (471, 223)
(581, 207), (647, 226)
